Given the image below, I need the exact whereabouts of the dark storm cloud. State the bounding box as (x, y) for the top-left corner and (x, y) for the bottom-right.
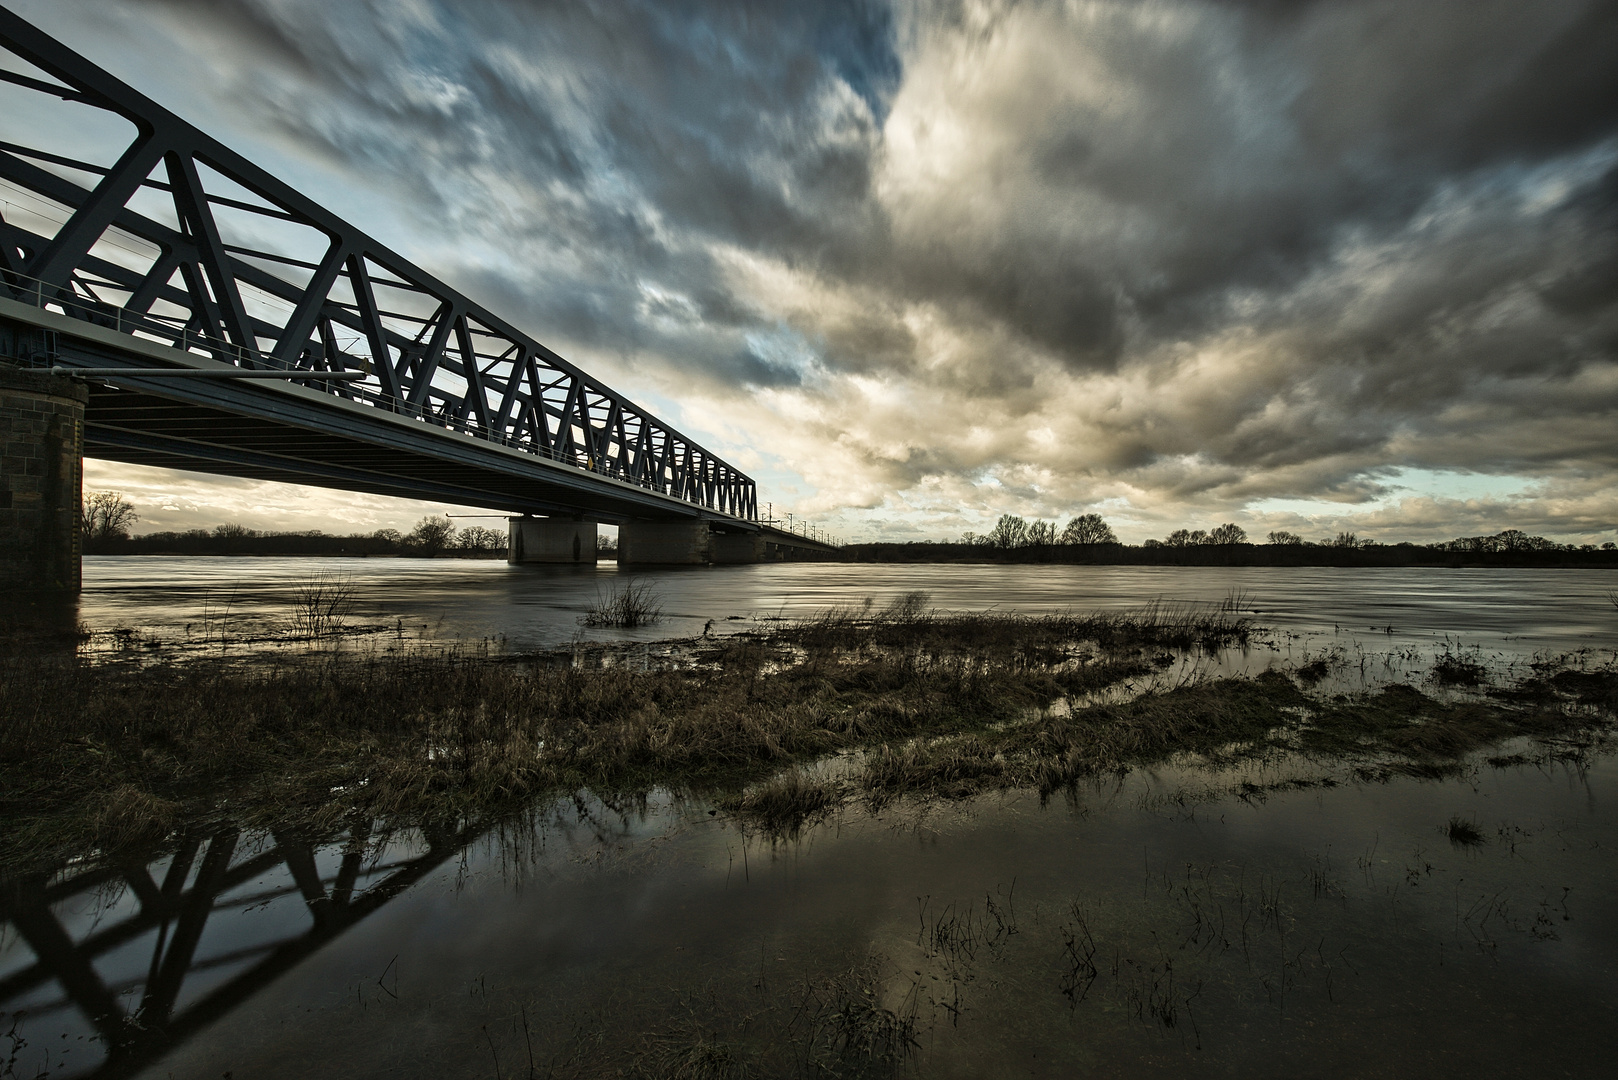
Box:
(103, 0), (900, 388)
(23, 0), (1618, 538)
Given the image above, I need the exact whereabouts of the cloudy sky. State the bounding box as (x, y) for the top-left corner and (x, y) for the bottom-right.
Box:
(11, 0), (1618, 543)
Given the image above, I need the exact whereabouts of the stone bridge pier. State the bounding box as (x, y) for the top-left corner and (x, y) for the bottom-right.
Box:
(1, 364), (86, 590)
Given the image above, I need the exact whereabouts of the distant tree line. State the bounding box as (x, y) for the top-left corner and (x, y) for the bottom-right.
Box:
(80, 494), (507, 557)
(79, 492), (1618, 564)
(960, 513), (1119, 549)
(851, 513), (1617, 566)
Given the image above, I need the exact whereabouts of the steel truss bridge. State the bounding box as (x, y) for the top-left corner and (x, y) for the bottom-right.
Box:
(0, 7), (758, 526)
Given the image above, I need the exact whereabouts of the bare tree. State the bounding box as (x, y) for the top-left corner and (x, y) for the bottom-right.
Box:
(987, 514), (1030, 550)
(1025, 520), (1058, 546)
(1061, 513), (1117, 544)
(455, 525), (506, 552)
(1207, 523), (1247, 544)
(1267, 531), (1304, 545)
(407, 515), (457, 556)
(82, 491), (138, 544)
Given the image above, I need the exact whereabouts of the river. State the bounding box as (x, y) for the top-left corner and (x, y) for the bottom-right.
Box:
(54, 556), (1618, 662)
(1, 558), (1615, 1077)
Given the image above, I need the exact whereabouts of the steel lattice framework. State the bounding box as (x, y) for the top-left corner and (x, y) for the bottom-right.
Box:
(0, 8), (756, 520)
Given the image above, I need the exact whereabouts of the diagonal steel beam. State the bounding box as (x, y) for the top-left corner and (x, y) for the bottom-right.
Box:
(165, 151), (258, 360)
(24, 133), (165, 292)
(269, 239), (347, 366)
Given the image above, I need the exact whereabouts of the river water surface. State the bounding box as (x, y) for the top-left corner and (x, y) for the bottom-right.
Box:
(58, 556), (1618, 660)
(2, 559), (1615, 1078)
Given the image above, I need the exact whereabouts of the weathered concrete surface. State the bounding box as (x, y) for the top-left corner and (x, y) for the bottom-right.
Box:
(508, 516), (597, 564)
(711, 529), (764, 564)
(618, 520), (711, 565)
(0, 364), (87, 590)
(618, 520), (838, 564)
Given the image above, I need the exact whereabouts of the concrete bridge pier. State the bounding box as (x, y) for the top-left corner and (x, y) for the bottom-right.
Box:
(616, 520), (710, 565)
(507, 516), (597, 564)
(0, 364), (87, 590)
(616, 520), (767, 565)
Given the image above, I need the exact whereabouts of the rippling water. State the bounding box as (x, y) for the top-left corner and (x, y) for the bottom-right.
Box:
(46, 556), (1618, 661)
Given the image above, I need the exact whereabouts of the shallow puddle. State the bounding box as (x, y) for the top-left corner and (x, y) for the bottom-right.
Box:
(3, 744), (1613, 1078)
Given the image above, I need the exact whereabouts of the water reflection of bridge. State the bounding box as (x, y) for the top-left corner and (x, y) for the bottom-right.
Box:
(0, 821), (479, 1080)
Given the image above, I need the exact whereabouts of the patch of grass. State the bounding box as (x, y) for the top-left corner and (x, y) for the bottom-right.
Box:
(798, 960), (921, 1075)
(781, 598), (1252, 657)
(632, 1023), (753, 1080)
(582, 579), (664, 628)
(1, 610), (1613, 874)
(1445, 816), (1486, 846)
(1295, 658), (1331, 685)
(862, 734), (1005, 806)
(1431, 650), (1489, 687)
(721, 767), (836, 837)
(289, 571), (356, 638)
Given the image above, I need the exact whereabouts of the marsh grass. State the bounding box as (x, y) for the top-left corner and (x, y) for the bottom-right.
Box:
(1431, 649), (1489, 687)
(721, 767), (836, 837)
(1, 606), (1613, 872)
(1446, 816), (1486, 846)
(289, 572), (356, 639)
(582, 579), (664, 628)
(781, 596), (1252, 658)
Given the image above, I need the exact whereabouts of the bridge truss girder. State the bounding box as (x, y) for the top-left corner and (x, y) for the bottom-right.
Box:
(0, 8), (756, 521)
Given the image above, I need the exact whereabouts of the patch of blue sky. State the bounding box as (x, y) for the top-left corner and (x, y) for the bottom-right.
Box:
(743, 326), (824, 384)
(813, 2), (902, 124)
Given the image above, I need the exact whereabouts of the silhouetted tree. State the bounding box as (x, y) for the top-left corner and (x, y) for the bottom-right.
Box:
(1061, 513), (1117, 544)
(987, 514), (1029, 550)
(1267, 531), (1304, 545)
(1026, 520), (1058, 546)
(408, 515), (457, 555)
(455, 526), (506, 552)
(82, 492), (138, 544)
(1207, 523), (1247, 545)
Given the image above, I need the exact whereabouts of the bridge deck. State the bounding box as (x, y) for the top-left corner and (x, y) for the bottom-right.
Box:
(3, 297), (742, 525)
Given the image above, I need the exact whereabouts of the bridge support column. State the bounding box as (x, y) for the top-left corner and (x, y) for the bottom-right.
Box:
(618, 520), (711, 565)
(618, 521), (765, 565)
(0, 365), (87, 590)
(710, 529), (764, 564)
(508, 516), (596, 564)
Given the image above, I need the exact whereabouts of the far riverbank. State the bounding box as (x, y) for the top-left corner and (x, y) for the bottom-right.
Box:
(844, 541), (1618, 568)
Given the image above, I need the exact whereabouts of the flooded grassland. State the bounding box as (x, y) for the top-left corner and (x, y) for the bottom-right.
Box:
(2, 575), (1616, 1078)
